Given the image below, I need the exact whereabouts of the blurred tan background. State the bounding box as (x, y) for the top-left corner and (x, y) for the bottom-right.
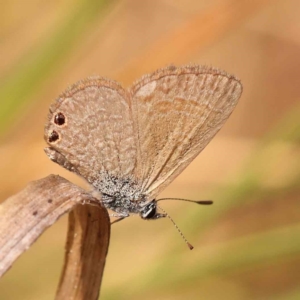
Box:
(0, 0), (300, 299)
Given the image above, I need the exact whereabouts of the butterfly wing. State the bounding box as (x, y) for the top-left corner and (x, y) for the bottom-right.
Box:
(130, 65), (243, 199)
(44, 77), (137, 187)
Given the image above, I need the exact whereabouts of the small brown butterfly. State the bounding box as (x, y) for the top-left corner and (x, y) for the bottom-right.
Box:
(44, 65), (242, 247)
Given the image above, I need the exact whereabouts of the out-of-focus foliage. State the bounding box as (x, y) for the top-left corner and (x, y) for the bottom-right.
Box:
(0, 1), (299, 299)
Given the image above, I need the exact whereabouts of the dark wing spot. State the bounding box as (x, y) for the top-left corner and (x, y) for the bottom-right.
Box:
(54, 112), (66, 125)
(48, 130), (59, 143)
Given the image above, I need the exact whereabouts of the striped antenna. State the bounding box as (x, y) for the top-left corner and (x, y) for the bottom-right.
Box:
(157, 205), (194, 250)
(157, 198), (213, 205)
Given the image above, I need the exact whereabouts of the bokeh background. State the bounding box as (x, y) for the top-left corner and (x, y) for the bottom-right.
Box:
(0, 0), (300, 299)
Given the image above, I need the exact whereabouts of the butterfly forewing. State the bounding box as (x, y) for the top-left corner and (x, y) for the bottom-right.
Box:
(130, 65), (242, 198)
(44, 77), (137, 186)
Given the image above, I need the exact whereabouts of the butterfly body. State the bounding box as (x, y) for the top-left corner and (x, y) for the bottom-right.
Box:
(95, 173), (147, 216)
(44, 65), (242, 221)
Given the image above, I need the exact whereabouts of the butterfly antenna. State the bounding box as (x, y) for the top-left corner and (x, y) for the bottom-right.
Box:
(157, 198), (213, 205)
(157, 205), (194, 250)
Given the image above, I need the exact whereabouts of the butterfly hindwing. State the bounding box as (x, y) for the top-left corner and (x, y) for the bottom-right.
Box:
(130, 65), (242, 198)
(44, 77), (137, 187)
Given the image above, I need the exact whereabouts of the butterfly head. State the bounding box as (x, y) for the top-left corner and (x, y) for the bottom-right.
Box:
(139, 200), (166, 220)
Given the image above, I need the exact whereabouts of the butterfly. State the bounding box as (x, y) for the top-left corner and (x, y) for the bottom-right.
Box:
(44, 65), (242, 232)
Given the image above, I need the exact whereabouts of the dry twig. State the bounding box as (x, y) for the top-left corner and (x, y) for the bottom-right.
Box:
(0, 174), (110, 300)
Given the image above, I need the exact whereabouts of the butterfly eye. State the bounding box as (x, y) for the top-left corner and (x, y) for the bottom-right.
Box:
(48, 130), (59, 143)
(140, 202), (157, 219)
(54, 112), (66, 126)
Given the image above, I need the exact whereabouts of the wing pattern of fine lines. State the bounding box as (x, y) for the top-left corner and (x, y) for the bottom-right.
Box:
(130, 65), (242, 199)
(45, 65), (242, 200)
(45, 77), (137, 186)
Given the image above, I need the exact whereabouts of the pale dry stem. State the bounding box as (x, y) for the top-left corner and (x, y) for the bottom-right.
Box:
(0, 175), (110, 300)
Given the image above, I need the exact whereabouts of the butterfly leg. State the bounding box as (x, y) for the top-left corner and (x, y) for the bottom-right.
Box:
(110, 217), (125, 225)
(101, 199), (115, 204)
(153, 213), (167, 219)
(110, 213), (129, 218)
(110, 212), (129, 225)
